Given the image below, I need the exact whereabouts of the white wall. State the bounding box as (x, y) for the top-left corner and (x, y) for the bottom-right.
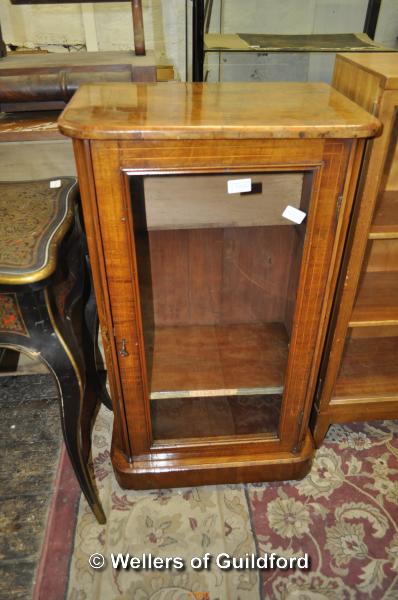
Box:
(1, 0), (397, 82)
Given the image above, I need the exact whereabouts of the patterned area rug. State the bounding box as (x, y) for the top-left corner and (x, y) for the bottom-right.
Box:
(62, 410), (398, 600)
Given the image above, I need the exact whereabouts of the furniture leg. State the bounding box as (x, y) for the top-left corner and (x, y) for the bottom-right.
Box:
(20, 288), (106, 523)
(84, 288), (113, 411)
(83, 253), (112, 411)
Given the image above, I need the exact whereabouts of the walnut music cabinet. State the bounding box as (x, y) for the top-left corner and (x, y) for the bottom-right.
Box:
(59, 82), (379, 491)
(312, 53), (398, 446)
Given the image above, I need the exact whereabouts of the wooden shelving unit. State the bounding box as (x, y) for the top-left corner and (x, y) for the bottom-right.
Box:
(312, 53), (398, 446)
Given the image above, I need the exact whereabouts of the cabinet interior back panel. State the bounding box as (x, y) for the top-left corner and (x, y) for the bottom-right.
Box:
(142, 173), (303, 230)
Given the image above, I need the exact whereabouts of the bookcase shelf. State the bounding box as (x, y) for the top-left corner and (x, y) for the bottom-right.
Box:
(370, 191), (398, 239)
(350, 271), (398, 326)
(333, 334), (398, 402)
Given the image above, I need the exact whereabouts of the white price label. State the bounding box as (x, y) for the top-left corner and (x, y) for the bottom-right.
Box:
(282, 205), (306, 224)
(50, 179), (62, 189)
(227, 178), (252, 194)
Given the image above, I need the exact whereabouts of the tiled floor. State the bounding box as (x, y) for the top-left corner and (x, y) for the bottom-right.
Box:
(0, 374), (62, 600)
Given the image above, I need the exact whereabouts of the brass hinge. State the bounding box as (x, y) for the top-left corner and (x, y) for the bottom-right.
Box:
(120, 338), (129, 357)
(115, 335), (129, 357)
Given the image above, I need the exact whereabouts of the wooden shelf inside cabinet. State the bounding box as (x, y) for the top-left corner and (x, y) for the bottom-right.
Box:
(333, 335), (398, 402)
(370, 191), (398, 239)
(350, 271), (398, 326)
(149, 323), (287, 399)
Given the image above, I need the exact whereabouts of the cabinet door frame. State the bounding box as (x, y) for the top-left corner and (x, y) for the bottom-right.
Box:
(77, 136), (362, 460)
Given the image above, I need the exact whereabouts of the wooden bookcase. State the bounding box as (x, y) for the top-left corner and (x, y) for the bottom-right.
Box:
(312, 53), (398, 446)
(59, 81), (378, 491)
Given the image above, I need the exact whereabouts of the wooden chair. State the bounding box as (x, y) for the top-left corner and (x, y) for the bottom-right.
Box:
(0, 177), (107, 523)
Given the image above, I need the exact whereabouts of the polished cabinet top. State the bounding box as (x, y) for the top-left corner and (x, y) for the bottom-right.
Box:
(338, 52), (398, 89)
(58, 82), (380, 141)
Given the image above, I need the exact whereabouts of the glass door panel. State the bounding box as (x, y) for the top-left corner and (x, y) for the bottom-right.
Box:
(129, 171), (310, 442)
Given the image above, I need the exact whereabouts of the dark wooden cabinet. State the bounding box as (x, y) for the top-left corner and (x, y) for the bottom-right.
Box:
(311, 53), (398, 446)
(59, 81), (378, 490)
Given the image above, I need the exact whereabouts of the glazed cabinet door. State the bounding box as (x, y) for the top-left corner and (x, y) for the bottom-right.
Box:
(85, 137), (360, 466)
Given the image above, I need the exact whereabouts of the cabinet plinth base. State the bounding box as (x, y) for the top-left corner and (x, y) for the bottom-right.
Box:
(111, 432), (314, 489)
(312, 399), (398, 448)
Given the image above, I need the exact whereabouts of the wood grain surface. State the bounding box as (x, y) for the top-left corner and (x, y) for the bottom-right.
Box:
(337, 52), (398, 90)
(141, 172), (303, 230)
(148, 323), (288, 396)
(58, 82), (380, 140)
